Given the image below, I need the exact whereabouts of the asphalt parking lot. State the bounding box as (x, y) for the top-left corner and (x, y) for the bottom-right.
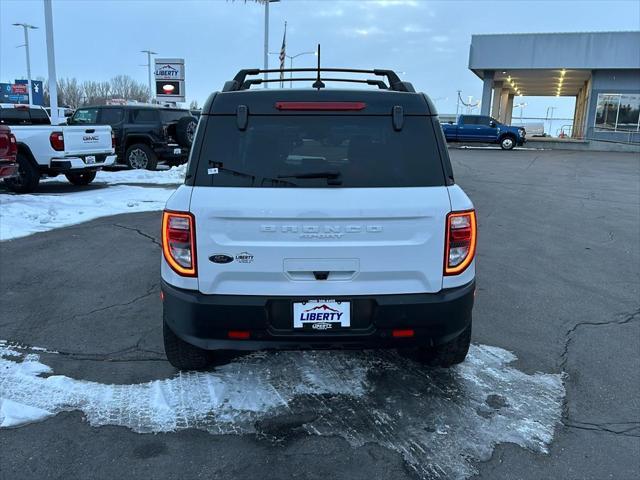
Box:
(1, 148), (638, 479)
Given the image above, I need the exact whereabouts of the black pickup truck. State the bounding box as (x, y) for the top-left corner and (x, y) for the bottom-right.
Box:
(69, 105), (197, 169)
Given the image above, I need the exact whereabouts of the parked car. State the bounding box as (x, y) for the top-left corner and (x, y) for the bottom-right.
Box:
(0, 104), (116, 193)
(160, 68), (477, 370)
(69, 105), (197, 170)
(0, 125), (18, 180)
(442, 114), (526, 150)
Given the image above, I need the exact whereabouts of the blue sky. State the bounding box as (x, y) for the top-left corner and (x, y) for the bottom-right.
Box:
(1, 0), (638, 119)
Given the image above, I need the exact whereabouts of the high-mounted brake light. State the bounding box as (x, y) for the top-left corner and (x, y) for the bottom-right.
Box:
(275, 101), (366, 111)
(162, 210), (197, 277)
(444, 210), (477, 275)
(49, 131), (64, 151)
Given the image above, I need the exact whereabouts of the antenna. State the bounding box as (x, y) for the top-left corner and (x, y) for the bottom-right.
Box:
(312, 43), (325, 90)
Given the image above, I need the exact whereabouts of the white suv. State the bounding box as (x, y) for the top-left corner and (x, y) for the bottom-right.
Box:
(160, 68), (476, 370)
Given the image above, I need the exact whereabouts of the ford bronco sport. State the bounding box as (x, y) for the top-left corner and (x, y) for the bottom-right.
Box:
(161, 67), (477, 370)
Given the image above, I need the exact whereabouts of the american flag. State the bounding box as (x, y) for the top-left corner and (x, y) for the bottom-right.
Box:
(279, 22), (287, 87)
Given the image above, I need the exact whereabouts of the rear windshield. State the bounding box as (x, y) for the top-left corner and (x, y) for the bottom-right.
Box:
(160, 110), (191, 123)
(192, 115), (445, 188)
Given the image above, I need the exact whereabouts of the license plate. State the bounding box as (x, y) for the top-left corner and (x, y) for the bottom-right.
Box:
(173, 148), (181, 155)
(85, 155), (96, 164)
(293, 299), (350, 330)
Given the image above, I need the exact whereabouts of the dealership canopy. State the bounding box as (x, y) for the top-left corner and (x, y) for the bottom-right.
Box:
(468, 31), (640, 142)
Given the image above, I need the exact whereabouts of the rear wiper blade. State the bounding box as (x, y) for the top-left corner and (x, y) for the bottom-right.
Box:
(209, 164), (297, 187)
(277, 171), (341, 179)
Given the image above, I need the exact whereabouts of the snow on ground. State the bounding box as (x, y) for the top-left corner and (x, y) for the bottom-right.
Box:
(0, 340), (565, 479)
(0, 166), (185, 241)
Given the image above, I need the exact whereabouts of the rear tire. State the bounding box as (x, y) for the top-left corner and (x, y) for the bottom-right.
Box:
(163, 321), (213, 371)
(175, 116), (197, 148)
(414, 323), (471, 367)
(500, 135), (516, 150)
(125, 143), (158, 170)
(65, 171), (97, 186)
(3, 152), (40, 193)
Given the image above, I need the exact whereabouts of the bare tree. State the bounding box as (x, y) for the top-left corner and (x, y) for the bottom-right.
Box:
(189, 100), (199, 110)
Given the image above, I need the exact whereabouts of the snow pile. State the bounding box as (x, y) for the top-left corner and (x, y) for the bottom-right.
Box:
(0, 341), (565, 479)
(1, 166), (186, 241)
(0, 185), (174, 241)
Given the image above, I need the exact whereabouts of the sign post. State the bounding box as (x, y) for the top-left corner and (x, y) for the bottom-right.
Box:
(154, 58), (185, 104)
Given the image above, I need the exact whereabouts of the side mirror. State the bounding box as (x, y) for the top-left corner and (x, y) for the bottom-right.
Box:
(489, 121), (496, 127)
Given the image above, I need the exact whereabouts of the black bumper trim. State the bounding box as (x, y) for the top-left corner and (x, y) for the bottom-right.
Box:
(162, 280), (475, 351)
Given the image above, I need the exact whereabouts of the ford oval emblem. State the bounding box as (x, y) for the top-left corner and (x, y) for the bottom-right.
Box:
(209, 254), (234, 264)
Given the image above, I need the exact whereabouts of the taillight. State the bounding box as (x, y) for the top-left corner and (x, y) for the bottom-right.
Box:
(444, 210), (477, 275)
(49, 131), (64, 151)
(111, 131), (116, 149)
(162, 211), (197, 276)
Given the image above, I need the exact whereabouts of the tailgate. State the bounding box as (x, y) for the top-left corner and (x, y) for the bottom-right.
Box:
(192, 186), (451, 296)
(62, 125), (113, 155)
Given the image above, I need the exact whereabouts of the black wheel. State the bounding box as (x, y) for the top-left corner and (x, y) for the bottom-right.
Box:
(500, 135), (516, 150)
(125, 143), (158, 170)
(65, 171), (97, 186)
(414, 323), (471, 367)
(3, 152), (40, 193)
(163, 321), (213, 371)
(175, 116), (197, 148)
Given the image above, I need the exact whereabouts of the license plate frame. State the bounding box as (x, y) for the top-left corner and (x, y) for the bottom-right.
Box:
(293, 299), (351, 330)
(173, 148), (182, 155)
(85, 155), (96, 164)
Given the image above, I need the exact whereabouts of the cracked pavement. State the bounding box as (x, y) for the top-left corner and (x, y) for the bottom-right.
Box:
(0, 149), (639, 479)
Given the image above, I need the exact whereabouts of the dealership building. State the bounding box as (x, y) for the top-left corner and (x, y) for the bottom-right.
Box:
(468, 31), (640, 144)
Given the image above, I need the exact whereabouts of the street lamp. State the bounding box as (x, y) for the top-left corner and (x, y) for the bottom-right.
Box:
(270, 49), (317, 87)
(13, 22), (38, 106)
(515, 102), (527, 123)
(141, 50), (157, 103)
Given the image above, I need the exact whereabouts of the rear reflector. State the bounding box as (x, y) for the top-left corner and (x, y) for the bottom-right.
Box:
(392, 329), (415, 338)
(444, 210), (477, 275)
(275, 101), (366, 111)
(228, 330), (250, 339)
(162, 210), (197, 277)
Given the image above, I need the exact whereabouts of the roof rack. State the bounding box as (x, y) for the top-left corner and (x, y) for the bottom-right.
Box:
(223, 68), (415, 93)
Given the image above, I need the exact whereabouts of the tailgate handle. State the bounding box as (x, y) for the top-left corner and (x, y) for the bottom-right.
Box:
(85, 129), (95, 133)
(313, 271), (330, 281)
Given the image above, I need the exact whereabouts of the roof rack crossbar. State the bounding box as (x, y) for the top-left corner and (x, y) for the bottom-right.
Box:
(240, 77), (389, 90)
(224, 68), (411, 92)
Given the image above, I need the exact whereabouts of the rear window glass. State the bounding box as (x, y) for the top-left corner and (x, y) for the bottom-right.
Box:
(30, 108), (50, 125)
(193, 115), (445, 188)
(132, 109), (159, 123)
(0, 108), (30, 125)
(100, 108), (123, 125)
(71, 108), (98, 124)
(160, 110), (191, 123)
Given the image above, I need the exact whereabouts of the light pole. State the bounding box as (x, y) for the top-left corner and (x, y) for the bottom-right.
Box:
(43, 0), (59, 124)
(141, 50), (157, 103)
(263, 0), (280, 88)
(546, 106), (556, 136)
(270, 50), (317, 87)
(515, 102), (527, 123)
(13, 22), (38, 106)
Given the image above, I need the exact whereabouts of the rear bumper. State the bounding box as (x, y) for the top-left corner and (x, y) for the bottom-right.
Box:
(162, 280), (475, 351)
(49, 154), (117, 172)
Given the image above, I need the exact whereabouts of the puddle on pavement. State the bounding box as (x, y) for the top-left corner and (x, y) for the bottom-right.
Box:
(0, 340), (564, 479)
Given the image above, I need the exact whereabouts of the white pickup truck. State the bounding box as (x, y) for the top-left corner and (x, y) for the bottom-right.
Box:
(0, 104), (116, 193)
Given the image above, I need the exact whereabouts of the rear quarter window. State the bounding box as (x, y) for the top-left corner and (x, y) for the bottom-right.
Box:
(192, 115), (446, 188)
